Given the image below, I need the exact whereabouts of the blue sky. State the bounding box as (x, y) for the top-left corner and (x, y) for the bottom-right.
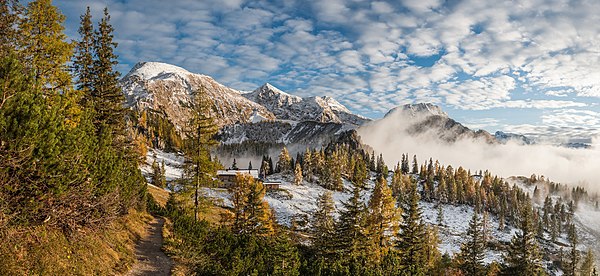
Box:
(56, 0), (600, 140)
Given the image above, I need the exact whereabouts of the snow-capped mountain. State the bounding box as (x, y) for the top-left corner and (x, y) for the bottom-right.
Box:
(121, 62), (372, 150)
(244, 83), (370, 126)
(121, 62), (276, 129)
(384, 102), (448, 118)
(377, 103), (496, 143)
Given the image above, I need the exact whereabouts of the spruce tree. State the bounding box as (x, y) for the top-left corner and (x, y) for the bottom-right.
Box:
(564, 223), (579, 276)
(457, 210), (485, 276)
(412, 155), (419, 174)
(72, 6), (94, 101)
(91, 7), (125, 136)
(311, 191), (336, 261)
(396, 181), (427, 274)
(503, 204), (543, 275)
(335, 185), (368, 265)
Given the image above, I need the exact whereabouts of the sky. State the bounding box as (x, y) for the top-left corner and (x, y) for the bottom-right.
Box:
(55, 0), (600, 141)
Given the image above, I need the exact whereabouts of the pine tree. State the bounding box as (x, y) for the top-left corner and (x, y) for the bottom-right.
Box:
(183, 86), (219, 221)
(457, 210), (485, 276)
(396, 181), (428, 274)
(294, 162), (302, 185)
(367, 176), (400, 264)
(231, 158), (238, 169)
(311, 191), (336, 260)
(248, 160), (252, 170)
(503, 204), (543, 276)
(19, 0), (73, 94)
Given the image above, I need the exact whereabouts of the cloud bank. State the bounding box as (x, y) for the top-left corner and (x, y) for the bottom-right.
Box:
(357, 111), (600, 192)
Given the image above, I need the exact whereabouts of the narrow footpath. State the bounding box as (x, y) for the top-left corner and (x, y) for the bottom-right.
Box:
(127, 217), (173, 276)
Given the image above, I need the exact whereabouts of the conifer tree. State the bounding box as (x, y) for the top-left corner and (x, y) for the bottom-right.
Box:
(19, 0), (72, 94)
(302, 148), (312, 182)
(183, 86), (219, 221)
(367, 176), (400, 264)
(580, 248), (597, 276)
(412, 155), (419, 174)
(335, 185), (368, 265)
(231, 173), (274, 236)
(436, 203), (444, 226)
(351, 156), (368, 188)
(564, 223), (579, 276)
(151, 158), (161, 186)
(294, 162), (303, 185)
(91, 7), (125, 135)
(0, 0), (21, 56)
(312, 191), (336, 260)
(503, 204), (543, 276)
(72, 6), (94, 100)
(278, 146), (291, 173)
(260, 158), (270, 178)
(401, 153), (410, 174)
(457, 210), (485, 276)
(231, 158), (238, 169)
(396, 181), (428, 274)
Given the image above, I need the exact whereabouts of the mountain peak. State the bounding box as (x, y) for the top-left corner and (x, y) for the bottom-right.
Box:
(385, 103), (448, 118)
(125, 61), (194, 80)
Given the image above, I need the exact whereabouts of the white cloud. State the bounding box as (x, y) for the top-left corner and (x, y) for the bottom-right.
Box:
(57, 0), (600, 134)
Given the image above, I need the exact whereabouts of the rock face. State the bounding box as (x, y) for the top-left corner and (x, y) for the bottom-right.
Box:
(121, 62), (276, 130)
(121, 62), (370, 151)
(244, 83), (370, 126)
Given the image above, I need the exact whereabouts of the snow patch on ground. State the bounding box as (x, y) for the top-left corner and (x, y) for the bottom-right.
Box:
(140, 148), (185, 182)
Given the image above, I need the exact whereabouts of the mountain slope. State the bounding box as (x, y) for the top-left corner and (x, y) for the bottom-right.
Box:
(376, 103), (496, 143)
(243, 83), (370, 125)
(121, 62), (276, 129)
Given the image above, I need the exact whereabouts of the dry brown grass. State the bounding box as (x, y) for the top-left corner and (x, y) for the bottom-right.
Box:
(0, 209), (152, 275)
(147, 184), (170, 207)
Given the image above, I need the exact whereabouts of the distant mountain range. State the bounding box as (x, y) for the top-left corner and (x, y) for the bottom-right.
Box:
(120, 61), (590, 151)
